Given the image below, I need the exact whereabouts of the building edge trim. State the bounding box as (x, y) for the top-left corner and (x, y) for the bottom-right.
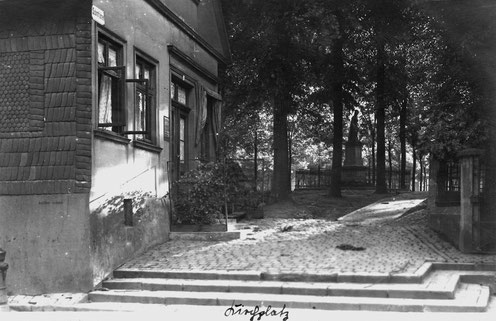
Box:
(168, 45), (219, 84)
(144, 0), (229, 66)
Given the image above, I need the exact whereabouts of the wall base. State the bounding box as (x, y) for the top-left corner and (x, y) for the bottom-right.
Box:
(0, 194), (93, 295)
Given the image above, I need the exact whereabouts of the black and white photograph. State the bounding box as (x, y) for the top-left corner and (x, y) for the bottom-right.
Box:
(0, 0), (495, 320)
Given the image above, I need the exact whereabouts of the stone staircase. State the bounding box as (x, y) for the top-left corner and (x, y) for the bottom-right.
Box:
(88, 263), (495, 312)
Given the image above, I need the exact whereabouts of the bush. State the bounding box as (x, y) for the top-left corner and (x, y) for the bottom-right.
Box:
(173, 162), (225, 225)
(172, 160), (263, 225)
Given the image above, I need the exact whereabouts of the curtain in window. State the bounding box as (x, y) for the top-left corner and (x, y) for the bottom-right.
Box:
(211, 99), (222, 147)
(195, 85), (207, 145)
(136, 91), (145, 139)
(98, 75), (112, 124)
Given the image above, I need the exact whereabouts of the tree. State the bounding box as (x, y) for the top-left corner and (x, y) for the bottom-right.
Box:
(361, 0), (412, 193)
(328, 9), (346, 197)
(221, 0), (336, 200)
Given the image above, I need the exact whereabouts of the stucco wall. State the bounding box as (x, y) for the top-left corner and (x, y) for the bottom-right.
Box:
(428, 206), (460, 248)
(88, 0), (225, 285)
(90, 193), (169, 286)
(0, 194), (93, 295)
(159, 0), (199, 29)
(90, 138), (169, 286)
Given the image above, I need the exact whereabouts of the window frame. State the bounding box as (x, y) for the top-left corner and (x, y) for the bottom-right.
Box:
(170, 76), (193, 177)
(128, 54), (157, 144)
(96, 32), (126, 134)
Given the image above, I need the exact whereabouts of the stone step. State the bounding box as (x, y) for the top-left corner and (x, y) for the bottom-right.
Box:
(9, 301), (169, 312)
(113, 268), (428, 283)
(88, 283), (490, 312)
(112, 265), (495, 285)
(103, 271), (459, 300)
(169, 231), (241, 241)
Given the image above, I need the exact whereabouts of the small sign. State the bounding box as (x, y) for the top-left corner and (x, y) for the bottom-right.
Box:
(92, 5), (105, 25)
(163, 116), (170, 141)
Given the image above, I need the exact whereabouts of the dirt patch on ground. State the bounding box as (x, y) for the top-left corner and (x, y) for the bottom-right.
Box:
(262, 189), (428, 221)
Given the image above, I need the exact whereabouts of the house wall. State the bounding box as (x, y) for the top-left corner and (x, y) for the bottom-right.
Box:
(159, 0), (199, 29)
(0, 0), (94, 294)
(0, 194), (92, 294)
(89, 0), (222, 286)
(0, 0), (227, 294)
(197, 0), (229, 56)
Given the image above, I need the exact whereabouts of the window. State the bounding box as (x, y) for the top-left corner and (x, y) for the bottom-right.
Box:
(97, 34), (125, 134)
(171, 78), (191, 178)
(179, 116), (186, 162)
(171, 81), (188, 105)
(134, 57), (156, 142)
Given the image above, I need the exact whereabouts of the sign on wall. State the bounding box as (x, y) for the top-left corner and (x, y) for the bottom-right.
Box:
(92, 5), (105, 26)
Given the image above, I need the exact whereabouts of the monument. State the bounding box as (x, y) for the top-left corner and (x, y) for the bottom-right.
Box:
(342, 110), (368, 186)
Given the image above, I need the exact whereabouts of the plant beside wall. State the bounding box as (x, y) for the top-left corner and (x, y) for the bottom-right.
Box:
(172, 160), (264, 226)
(173, 162), (226, 225)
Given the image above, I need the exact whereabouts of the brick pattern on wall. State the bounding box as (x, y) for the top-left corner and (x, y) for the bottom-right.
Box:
(0, 52), (30, 132)
(0, 11), (92, 195)
(74, 17), (92, 193)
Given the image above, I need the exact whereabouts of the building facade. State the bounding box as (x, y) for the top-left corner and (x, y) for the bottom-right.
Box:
(0, 0), (229, 294)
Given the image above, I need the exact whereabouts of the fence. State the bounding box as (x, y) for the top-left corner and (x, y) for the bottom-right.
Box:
(295, 167), (331, 189)
(295, 166), (413, 191)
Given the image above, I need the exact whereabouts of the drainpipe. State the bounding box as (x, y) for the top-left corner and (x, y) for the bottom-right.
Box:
(0, 248), (9, 311)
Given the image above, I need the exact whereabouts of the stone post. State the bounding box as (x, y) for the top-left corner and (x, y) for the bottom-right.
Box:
(457, 149), (484, 253)
(0, 248), (9, 311)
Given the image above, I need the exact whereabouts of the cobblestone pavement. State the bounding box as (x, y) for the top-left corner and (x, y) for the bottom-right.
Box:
(120, 209), (496, 275)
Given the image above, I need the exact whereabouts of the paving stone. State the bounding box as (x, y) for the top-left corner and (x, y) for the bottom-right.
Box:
(10, 206), (496, 311)
(114, 209), (495, 282)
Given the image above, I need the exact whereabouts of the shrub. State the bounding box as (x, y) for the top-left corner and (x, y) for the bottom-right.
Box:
(173, 162), (225, 225)
(172, 160), (264, 225)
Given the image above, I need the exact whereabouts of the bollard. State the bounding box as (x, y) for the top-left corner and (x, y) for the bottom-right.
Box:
(0, 248), (9, 312)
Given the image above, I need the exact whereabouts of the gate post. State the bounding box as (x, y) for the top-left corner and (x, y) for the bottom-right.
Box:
(0, 248), (9, 311)
(457, 149), (484, 253)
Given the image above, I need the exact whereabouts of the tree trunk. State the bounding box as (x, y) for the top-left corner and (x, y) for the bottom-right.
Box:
(419, 157), (423, 192)
(411, 141), (416, 192)
(272, 96), (291, 200)
(418, 154), (424, 192)
(329, 16), (345, 198)
(254, 129), (258, 192)
(288, 126), (292, 191)
(399, 99), (407, 189)
(371, 120), (376, 185)
(388, 137), (392, 190)
(375, 36), (387, 194)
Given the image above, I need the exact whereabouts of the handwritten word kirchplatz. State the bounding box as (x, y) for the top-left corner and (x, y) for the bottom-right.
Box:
(224, 301), (289, 321)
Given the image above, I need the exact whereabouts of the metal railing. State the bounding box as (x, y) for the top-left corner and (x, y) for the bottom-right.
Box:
(295, 166), (412, 190)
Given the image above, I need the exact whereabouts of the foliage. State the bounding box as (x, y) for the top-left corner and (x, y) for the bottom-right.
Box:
(173, 161), (263, 225)
(221, 0), (339, 200)
(220, 0), (492, 193)
(173, 162), (225, 225)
